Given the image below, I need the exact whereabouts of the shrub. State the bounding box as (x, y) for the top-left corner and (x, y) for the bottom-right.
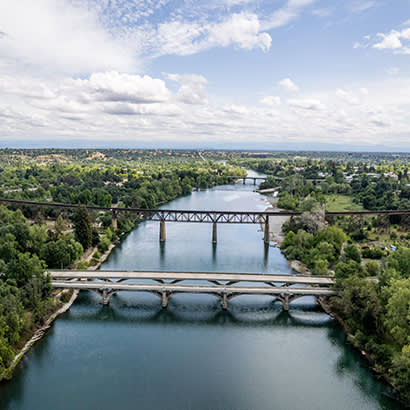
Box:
(76, 260), (88, 270)
(365, 260), (380, 276)
(93, 251), (101, 259)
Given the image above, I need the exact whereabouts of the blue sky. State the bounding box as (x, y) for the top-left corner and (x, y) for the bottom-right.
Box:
(0, 0), (409, 150)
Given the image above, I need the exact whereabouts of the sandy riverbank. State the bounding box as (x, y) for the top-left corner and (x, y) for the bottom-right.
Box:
(260, 194), (311, 274)
(260, 194), (289, 247)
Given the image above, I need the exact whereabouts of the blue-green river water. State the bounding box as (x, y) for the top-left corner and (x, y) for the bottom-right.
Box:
(0, 171), (403, 410)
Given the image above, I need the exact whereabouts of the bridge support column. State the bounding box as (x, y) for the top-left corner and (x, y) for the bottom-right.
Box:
(162, 292), (168, 308)
(264, 216), (270, 244)
(102, 289), (110, 306)
(212, 222), (217, 244)
(111, 210), (118, 230)
(282, 294), (290, 312)
(253, 178), (256, 185)
(160, 220), (166, 242)
(222, 293), (228, 310)
(243, 178), (246, 185)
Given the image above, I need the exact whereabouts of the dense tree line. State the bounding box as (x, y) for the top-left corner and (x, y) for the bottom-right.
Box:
(281, 211), (410, 404)
(0, 153), (245, 380)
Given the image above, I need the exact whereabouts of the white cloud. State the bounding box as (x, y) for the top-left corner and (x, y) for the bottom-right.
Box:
(287, 98), (325, 111)
(207, 13), (272, 52)
(167, 74), (208, 105)
(260, 96), (281, 106)
(336, 89), (360, 105)
(1, 73), (410, 149)
(370, 27), (410, 54)
(0, 0), (136, 75)
(374, 30), (403, 50)
(150, 13), (272, 57)
(77, 72), (171, 104)
(279, 78), (299, 92)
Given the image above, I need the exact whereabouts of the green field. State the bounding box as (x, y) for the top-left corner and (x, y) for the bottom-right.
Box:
(325, 194), (364, 212)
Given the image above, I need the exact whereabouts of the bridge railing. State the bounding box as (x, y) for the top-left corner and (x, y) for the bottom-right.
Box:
(49, 270), (336, 311)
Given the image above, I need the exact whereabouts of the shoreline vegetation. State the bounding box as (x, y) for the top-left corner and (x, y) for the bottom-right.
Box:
(0, 238), (117, 382)
(1, 150), (410, 407)
(262, 193), (407, 406)
(242, 153), (410, 407)
(0, 152), (247, 383)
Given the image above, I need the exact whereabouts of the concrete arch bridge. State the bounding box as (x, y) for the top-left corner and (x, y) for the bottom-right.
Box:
(49, 270), (336, 312)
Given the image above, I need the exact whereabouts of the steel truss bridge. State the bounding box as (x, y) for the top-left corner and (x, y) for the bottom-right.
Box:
(49, 270), (337, 311)
(1, 198), (409, 243)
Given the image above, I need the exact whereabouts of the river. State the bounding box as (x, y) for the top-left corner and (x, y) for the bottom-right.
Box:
(0, 170), (403, 410)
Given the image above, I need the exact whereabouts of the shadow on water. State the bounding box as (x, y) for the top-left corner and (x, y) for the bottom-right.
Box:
(62, 293), (332, 329)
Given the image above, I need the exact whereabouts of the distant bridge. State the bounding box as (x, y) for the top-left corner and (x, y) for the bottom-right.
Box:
(49, 270), (336, 311)
(1, 198), (410, 244)
(226, 176), (267, 185)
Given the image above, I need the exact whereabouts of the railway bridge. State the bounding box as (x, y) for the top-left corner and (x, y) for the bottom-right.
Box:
(1, 198), (410, 244)
(49, 270), (336, 311)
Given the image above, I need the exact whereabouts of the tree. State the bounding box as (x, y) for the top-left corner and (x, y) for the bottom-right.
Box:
(344, 245), (361, 263)
(55, 215), (68, 238)
(6, 252), (44, 287)
(390, 345), (410, 403)
(73, 205), (93, 250)
(383, 278), (410, 346)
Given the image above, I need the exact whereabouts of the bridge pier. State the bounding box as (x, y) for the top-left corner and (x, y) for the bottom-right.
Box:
(282, 294), (290, 311)
(161, 292), (168, 308)
(160, 220), (166, 242)
(243, 178), (246, 185)
(264, 216), (270, 244)
(253, 178), (256, 185)
(222, 293), (228, 310)
(112, 210), (118, 230)
(212, 222), (217, 244)
(102, 288), (111, 305)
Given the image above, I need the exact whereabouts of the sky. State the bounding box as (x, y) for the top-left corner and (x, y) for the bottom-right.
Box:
(0, 0), (410, 151)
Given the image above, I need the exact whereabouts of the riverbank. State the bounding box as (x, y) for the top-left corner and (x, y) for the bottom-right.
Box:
(0, 235), (119, 383)
(316, 297), (407, 407)
(260, 194), (289, 247)
(1, 290), (79, 381)
(260, 194), (311, 274)
(274, 223), (406, 406)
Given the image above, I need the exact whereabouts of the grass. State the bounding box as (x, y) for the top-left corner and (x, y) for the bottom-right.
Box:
(325, 194), (364, 212)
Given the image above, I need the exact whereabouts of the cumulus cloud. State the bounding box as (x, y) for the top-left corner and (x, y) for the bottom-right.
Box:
(167, 74), (208, 105)
(374, 30), (403, 50)
(367, 27), (410, 54)
(75, 72), (171, 104)
(279, 78), (299, 92)
(1, 73), (410, 149)
(207, 13), (272, 51)
(0, 0), (136, 75)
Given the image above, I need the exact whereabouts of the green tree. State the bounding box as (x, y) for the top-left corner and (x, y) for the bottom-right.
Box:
(6, 252), (45, 287)
(73, 205), (93, 250)
(390, 345), (410, 403)
(344, 244), (361, 263)
(383, 278), (410, 346)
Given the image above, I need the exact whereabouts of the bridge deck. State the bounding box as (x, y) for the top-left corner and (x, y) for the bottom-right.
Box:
(48, 270), (334, 285)
(1, 198), (409, 220)
(52, 281), (337, 296)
